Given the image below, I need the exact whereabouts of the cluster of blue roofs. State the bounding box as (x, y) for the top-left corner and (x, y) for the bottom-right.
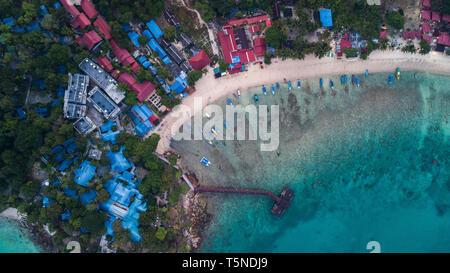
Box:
(44, 133), (147, 242)
(100, 120), (121, 144)
(126, 20), (193, 96)
(47, 137), (79, 171)
(128, 104), (157, 137)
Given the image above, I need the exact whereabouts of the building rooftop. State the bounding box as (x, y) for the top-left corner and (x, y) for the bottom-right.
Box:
(73, 116), (97, 135)
(77, 30), (102, 50)
(319, 9), (333, 27)
(80, 0), (98, 19)
(64, 73), (89, 119)
(146, 20), (163, 39)
(87, 86), (121, 119)
(188, 50), (211, 70)
(96, 56), (113, 72)
(79, 58), (125, 104)
(94, 17), (111, 39)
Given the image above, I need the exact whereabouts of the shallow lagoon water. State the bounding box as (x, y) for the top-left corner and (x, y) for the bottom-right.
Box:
(0, 218), (40, 253)
(173, 72), (449, 253)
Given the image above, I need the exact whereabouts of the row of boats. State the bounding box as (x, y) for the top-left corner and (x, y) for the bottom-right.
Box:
(227, 68), (401, 104)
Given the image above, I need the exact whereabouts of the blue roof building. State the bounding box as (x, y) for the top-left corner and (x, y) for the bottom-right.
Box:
(146, 20), (163, 39)
(63, 187), (78, 198)
(61, 210), (71, 221)
(142, 29), (153, 40)
(148, 38), (167, 59)
(100, 120), (116, 133)
(74, 160), (96, 187)
(26, 22), (40, 32)
(16, 108), (26, 119)
(128, 105), (157, 136)
(128, 31), (141, 47)
(3, 17), (14, 27)
(101, 129), (121, 144)
(121, 23), (131, 33)
(100, 173), (147, 242)
(319, 9), (333, 27)
(43, 197), (51, 208)
(106, 146), (133, 173)
(80, 190), (97, 206)
(40, 5), (49, 15)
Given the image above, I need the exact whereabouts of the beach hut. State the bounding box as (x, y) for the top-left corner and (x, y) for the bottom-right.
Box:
(319, 9), (333, 27)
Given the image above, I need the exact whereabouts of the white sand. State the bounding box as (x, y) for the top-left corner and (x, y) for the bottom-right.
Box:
(0, 207), (27, 221)
(152, 50), (450, 153)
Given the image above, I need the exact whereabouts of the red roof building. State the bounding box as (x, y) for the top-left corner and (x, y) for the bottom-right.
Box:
(59, 0), (91, 29)
(403, 31), (409, 40)
(437, 32), (450, 46)
(226, 15), (272, 28)
(80, 0), (98, 19)
(72, 13), (91, 29)
(218, 26), (238, 64)
(410, 30), (416, 40)
(422, 34), (431, 44)
(432, 11), (440, 22)
(417, 29), (422, 40)
(59, 0), (79, 16)
(96, 56), (113, 72)
(249, 24), (262, 34)
(422, 10), (431, 21)
(188, 50), (212, 70)
(118, 73), (154, 101)
(94, 17), (111, 39)
(379, 30), (387, 38)
(132, 81), (155, 101)
(131, 62), (141, 73)
(340, 40), (352, 51)
(253, 37), (267, 57)
(422, 23), (431, 33)
(422, 0), (431, 8)
(110, 39), (136, 66)
(77, 30), (102, 50)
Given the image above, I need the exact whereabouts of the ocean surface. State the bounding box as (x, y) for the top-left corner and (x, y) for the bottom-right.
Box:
(172, 72), (450, 253)
(0, 217), (40, 253)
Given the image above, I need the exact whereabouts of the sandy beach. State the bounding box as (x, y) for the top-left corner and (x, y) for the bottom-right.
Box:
(153, 50), (450, 153)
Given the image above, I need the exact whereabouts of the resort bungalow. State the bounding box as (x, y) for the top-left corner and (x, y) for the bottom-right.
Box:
(80, 0), (98, 19)
(188, 50), (212, 71)
(128, 104), (159, 137)
(59, 0), (91, 29)
(94, 17), (112, 40)
(76, 30), (102, 50)
(117, 72), (156, 102)
(319, 9), (333, 28)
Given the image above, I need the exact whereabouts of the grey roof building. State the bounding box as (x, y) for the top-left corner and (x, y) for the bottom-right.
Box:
(64, 73), (89, 119)
(73, 116), (97, 135)
(79, 58), (125, 104)
(179, 32), (192, 48)
(87, 86), (121, 119)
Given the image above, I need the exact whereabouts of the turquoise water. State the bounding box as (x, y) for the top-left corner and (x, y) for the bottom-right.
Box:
(173, 72), (450, 253)
(0, 218), (41, 253)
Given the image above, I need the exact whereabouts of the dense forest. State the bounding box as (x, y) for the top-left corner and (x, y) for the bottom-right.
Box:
(0, 0), (193, 253)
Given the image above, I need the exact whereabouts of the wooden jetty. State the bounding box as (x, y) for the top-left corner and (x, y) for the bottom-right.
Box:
(195, 186), (294, 216)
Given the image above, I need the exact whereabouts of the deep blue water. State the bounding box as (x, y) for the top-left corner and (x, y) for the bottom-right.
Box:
(173, 72), (450, 253)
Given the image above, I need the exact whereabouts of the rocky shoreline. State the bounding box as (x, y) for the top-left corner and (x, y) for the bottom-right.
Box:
(0, 208), (56, 253)
(181, 173), (212, 252)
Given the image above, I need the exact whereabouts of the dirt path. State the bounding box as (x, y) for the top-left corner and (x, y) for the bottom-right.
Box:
(179, 0), (220, 55)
